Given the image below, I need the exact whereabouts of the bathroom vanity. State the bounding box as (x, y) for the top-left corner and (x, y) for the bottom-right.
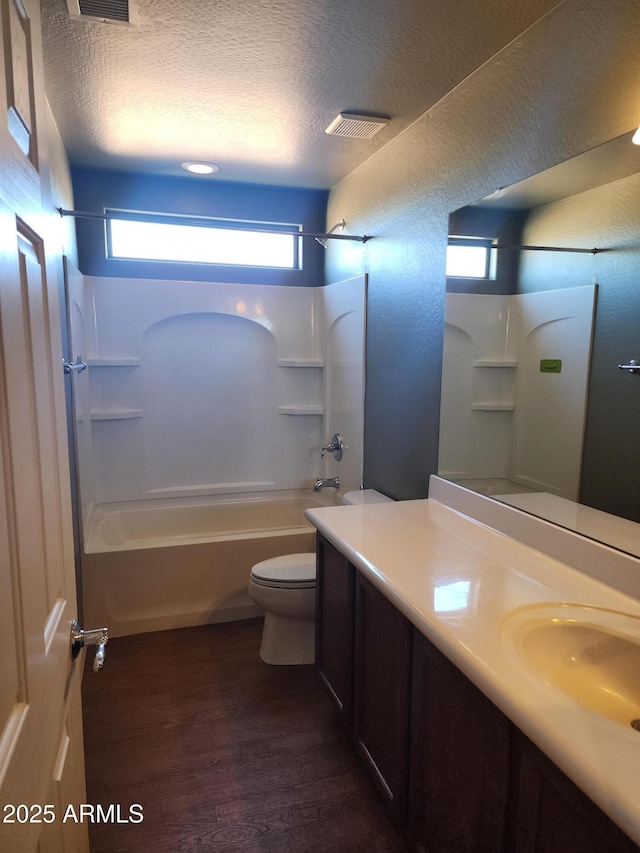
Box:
(306, 485), (640, 852)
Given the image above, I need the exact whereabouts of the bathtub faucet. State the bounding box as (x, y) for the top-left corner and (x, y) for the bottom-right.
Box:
(313, 477), (340, 491)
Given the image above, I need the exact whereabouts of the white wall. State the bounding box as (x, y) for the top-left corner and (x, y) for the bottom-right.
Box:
(511, 287), (596, 497)
(439, 294), (518, 483)
(67, 274), (366, 513)
(324, 0), (640, 501)
(65, 259), (96, 538)
(439, 286), (595, 498)
(320, 275), (367, 494)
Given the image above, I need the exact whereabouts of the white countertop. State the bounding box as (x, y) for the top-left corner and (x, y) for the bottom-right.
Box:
(305, 497), (640, 845)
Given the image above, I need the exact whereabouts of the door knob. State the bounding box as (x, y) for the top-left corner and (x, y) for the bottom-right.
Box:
(70, 620), (109, 672)
(617, 359), (640, 374)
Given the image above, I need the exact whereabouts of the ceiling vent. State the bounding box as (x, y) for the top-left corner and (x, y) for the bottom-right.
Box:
(65, 0), (140, 26)
(325, 113), (390, 139)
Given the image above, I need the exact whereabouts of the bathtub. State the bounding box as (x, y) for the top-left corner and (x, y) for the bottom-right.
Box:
(82, 490), (339, 638)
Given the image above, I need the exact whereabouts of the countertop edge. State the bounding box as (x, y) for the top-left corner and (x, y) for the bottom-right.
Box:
(306, 499), (640, 846)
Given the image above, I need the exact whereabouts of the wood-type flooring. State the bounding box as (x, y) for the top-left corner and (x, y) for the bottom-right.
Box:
(82, 618), (406, 852)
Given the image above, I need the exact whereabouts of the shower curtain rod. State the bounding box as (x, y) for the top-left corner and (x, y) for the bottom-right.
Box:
(488, 243), (603, 254)
(57, 208), (369, 243)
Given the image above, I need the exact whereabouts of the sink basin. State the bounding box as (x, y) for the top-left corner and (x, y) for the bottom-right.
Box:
(500, 603), (640, 727)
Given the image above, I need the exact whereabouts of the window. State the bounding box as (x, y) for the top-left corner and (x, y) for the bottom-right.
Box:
(446, 236), (494, 279)
(107, 212), (301, 269)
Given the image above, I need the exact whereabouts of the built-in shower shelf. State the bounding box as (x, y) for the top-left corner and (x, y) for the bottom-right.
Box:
(277, 405), (324, 415)
(473, 360), (518, 368)
(470, 403), (515, 411)
(87, 358), (141, 367)
(277, 360), (323, 413)
(90, 409), (143, 421)
(277, 359), (324, 368)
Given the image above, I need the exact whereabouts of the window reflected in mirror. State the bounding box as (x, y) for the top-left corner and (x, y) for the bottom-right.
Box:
(438, 130), (640, 556)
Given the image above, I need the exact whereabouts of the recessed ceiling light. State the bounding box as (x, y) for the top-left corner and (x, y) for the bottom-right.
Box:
(182, 161), (219, 175)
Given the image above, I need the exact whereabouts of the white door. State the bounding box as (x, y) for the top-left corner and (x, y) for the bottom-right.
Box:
(0, 1), (89, 851)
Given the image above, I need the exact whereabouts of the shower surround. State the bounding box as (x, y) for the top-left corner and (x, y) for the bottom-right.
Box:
(67, 268), (366, 635)
(438, 286), (595, 500)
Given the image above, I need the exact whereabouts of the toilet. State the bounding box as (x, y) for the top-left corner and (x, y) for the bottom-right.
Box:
(248, 489), (393, 665)
(248, 552), (317, 665)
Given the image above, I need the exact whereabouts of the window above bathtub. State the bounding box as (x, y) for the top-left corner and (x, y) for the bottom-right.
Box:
(446, 236), (495, 279)
(106, 211), (302, 270)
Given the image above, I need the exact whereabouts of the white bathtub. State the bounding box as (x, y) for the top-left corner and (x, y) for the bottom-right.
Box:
(82, 490), (338, 638)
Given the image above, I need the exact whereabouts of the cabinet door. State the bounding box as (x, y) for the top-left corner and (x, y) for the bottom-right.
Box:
(354, 573), (412, 824)
(511, 733), (640, 853)
(315, 534), (355, 728)
(409, 631), (512, 853)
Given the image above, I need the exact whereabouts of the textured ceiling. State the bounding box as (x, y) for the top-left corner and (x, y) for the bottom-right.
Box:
(40, 0), (561, 188)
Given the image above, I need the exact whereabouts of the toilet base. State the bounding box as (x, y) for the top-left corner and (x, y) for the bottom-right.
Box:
(260, 612), (315, 665)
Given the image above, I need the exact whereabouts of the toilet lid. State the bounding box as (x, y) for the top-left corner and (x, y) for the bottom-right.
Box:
(251, 553), (316, 585)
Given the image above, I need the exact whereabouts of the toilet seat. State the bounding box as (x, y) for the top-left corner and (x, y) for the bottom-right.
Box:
(250, 553), (316, 589)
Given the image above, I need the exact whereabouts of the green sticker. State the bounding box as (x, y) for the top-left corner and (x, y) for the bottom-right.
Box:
(540, 359), (562, 373)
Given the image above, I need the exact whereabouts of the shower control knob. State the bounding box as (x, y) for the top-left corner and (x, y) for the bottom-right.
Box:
(63, 358), (87, 374)
(320, 433), (344, 461)
(70, 620), (109, 672)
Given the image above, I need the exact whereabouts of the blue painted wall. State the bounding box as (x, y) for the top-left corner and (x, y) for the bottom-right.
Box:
(71, 167), (328, 286)
(325, 0), (640, 501)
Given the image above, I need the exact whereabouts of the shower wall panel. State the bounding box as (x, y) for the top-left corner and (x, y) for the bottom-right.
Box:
(74, 275), (366, 506)
(66, 259), (97, 536)
(320, 276), (367, 494)
(85, 277), (323, 503)
(439, 287), (595, 499)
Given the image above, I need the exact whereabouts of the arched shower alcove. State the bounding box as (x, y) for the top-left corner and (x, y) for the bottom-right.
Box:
(141, 311), (278, 495)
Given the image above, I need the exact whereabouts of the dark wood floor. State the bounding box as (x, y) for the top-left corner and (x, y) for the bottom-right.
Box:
(82, 619), (406, 852)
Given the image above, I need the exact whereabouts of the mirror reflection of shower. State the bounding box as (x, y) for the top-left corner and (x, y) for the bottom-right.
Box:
(438, 130), (640, 534)
(439, 286), (596, 501)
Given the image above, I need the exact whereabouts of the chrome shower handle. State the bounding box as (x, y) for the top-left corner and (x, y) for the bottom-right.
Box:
(63, 359), (87, 374)
(320, 433), (344, 461)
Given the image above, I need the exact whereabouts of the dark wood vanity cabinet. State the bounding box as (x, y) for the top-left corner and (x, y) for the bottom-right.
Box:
(509, 733), (640, 853)
(408, 636), (640, 853)
(315, 534), (355, 729)
(315, 536), (640, 853)
(353, 573), (411, 823)
(408, 631), (512, 853)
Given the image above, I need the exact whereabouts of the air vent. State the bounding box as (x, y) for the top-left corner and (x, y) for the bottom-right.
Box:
(325, 113), (390, 139)
(66, 0), (139, 26)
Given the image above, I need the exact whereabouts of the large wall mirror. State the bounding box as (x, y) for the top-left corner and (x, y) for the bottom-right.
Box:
(438, 130), (640, 558)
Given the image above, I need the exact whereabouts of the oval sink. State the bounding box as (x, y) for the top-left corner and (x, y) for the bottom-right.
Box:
(500, 603), (640, 727)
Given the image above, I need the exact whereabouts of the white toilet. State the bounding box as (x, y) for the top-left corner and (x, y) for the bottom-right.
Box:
(248, 552), (317, 665)
(248, 490), (393, 665)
